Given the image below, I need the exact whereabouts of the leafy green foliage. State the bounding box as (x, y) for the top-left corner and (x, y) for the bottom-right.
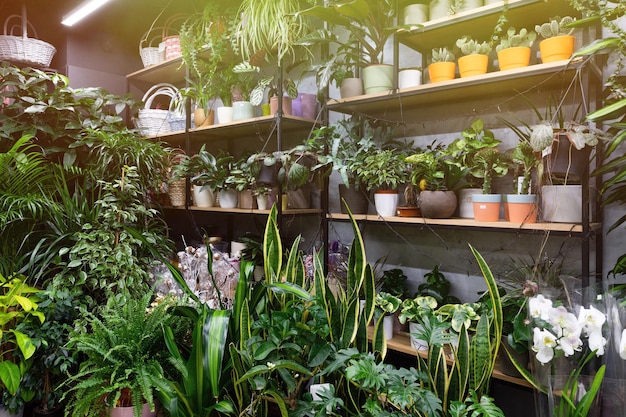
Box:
(62, 292), (175, 417)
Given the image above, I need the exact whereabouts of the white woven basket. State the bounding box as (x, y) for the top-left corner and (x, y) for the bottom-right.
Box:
(0, 15), (56, 67)
(135, 83), (179, 137)
(139, 27), (165, 68)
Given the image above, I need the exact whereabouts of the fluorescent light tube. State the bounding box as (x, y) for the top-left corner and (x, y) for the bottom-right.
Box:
(62, 0), (112, 26)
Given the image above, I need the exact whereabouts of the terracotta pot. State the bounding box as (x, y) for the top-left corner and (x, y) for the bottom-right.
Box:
(539, 35), (575, 63)
(428, 62), (456, 83)
(418, 190), (457, 218)
(193, 108), (214, 127)
(506, 194), (537, 223)
(397, 206), (421, 217)
(458, 54), (489, 78)
(497, 46), (531, 71)
(472, 194), (501, 222)
(269, 96), (292, 116)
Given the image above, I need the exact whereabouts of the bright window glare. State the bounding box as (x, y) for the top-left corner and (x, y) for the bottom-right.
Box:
(61, 0), (112, 26)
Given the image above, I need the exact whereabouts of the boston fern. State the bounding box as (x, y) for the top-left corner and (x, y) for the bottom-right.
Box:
(62, 292), (174, 417)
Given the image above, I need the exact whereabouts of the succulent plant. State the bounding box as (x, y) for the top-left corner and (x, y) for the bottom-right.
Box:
(431, 47), (456, 63)
(456, 36), (492, 56)
(535, 16), (575, 39)
(496, 27), (537, 52)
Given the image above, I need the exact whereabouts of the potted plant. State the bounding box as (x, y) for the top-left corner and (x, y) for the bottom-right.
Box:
(171, 145), (218, 207)
(535, 16), (576, 63)
(495, 27), (537, 71)
(0, 274), (44, 415)
(62, 292), (174, 417)
(179, 77), (215, 128)
(356, 149), (408, 217)
(213, 152), (238, 208)
(246, 71), (298, 116)
(398, 295), (439, 351)
(374, 291), (402, 340)
(470, 147), (509, 222)
(227, 155), (259, 209)
(406, 142), (469, 219)
(298, 0), (406, 95)
(505, 140), (541, 223)
(455, 36), (492, 78)
(428, 47), (456, 83)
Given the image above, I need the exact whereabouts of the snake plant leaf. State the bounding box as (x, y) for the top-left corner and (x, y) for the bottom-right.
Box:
(346, 204), (366, 300)
(263, 205), (282, 283)
(371, 315), (387, 358)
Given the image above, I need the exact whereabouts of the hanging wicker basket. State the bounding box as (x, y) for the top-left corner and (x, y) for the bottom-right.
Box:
(135, 83), (179, 137)
(0, 14), (56, 67)
(161, 15), (185, 61)
(139, 26), (165, 67)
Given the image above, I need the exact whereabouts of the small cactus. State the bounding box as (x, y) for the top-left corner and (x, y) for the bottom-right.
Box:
(495, 27), (537, 52)
(431, 47), (455, 63)
(535, 16), (575, 39)
(456, 36), (491, 56)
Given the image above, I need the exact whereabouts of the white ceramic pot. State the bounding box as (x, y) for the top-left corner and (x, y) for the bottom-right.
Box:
(218, 189), (238, 208)
(374, 190), (399, 217)
(409, 322), (428, 351)
(193, 185), (216, 207)
(403, 4), (429, 24)
(383, 315), (394, 340)
(398, 69), (422, 89)
(430, 0), (451, 20)
(541, 185), (582, 223)
(457, 188), (482, 218)
(256, 194), (268, 210)
(232, 101), (254, 121)
(230, 241), (247, 258)
(216, 106), (233, 124)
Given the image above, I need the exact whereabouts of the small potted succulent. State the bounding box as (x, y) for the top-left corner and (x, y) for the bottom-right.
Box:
(428, 47), (456, 83)
(495, 27), (537, 70)
(535, 16), (576, 63)
(455, 36), (492, 78)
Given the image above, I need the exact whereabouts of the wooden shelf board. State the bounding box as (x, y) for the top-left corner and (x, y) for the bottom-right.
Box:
(126, 57), (186, 85)
(327, 60), (582, 122)
(399, 0), (578, 52)
(189, 207), (322, 215)
(328, 212), (599, 235)
(372, 329), (533, 388)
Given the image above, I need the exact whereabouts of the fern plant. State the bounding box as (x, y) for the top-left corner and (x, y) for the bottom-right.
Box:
(62, 291), (174, 417)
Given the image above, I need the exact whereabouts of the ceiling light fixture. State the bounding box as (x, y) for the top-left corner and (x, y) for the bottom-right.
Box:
(61, 0), (112, 27)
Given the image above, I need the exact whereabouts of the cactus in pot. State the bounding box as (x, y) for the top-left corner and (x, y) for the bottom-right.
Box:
(535, 16), (575, 39)
(456, 36), (491, 78)
(535, 16), (577, 63)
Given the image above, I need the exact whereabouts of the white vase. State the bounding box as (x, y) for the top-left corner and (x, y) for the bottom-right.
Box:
(383, 315), (394, 340)
(409, 322), (428, 351)
(457, 188), (482, 218)
(193, 185), (216, 207)
(256, 194), (268, 210)
(340, 77), (364, 98)
(403, 4), (429, 25)
(218, 189), (238, 208)
(374, 190), (399, 217)
(216, 106), (233, 124)
(232, 101), (254, 121)
(430, 0), (452, 20)
(541, 185), (582, 223)
(230, 241), (247, 258)
(398, 69), (422, 89)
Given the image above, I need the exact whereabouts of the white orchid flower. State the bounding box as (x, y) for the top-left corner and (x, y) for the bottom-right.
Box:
(587, 330), (607, 356)
(529, 294), (553, 320)
(533, 327), (557, 364)
(557, 331), (583, 357)
(578, 305), (606, 335)
(620, 329), (626, 360)
(549, 306), (579, 337)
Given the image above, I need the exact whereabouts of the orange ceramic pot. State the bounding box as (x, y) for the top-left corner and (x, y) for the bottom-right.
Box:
(428, 62), (456, 83)
(539, 36), (575, 63)
(458, 54), (489, 78)
(497, 46), (531, 71)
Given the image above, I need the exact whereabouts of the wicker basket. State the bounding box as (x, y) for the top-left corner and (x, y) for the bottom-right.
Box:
(162, 15), (185, 61)
(167, 179), (187, 207)
(0, 15), (56, 67)
(135, 83), (179, 137)
(139, 27), (165, 67)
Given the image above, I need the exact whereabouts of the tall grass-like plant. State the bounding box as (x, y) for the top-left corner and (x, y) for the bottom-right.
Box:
(237, 0), (313, 64)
